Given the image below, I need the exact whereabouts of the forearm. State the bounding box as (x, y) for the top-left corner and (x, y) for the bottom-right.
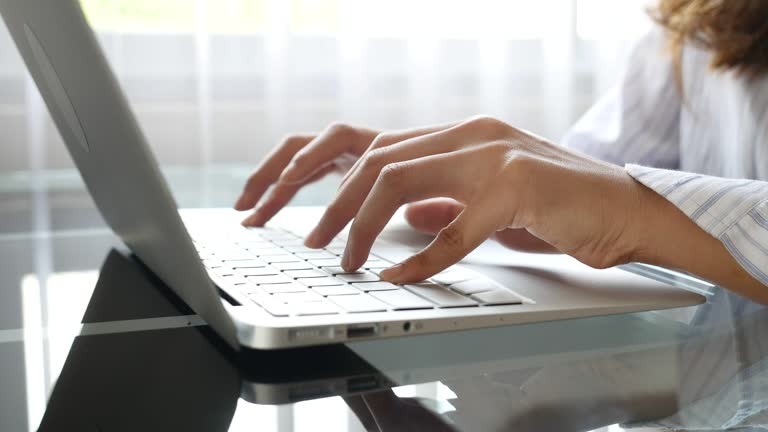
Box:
(632, 180), (768, 304)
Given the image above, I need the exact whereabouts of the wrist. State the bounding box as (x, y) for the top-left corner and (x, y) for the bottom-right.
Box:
(623, 175), (674, 266)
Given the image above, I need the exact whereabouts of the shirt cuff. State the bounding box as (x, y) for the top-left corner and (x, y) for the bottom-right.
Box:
(625, 164), (768, 286)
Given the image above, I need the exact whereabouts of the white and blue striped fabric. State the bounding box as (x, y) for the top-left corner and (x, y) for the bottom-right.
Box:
(563, 26), (768, 290)
(563, 25), (768, 430)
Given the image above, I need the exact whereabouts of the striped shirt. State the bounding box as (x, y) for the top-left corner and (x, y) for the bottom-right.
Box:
(563, 26), (768, 430)
(563, 27), (768, 291)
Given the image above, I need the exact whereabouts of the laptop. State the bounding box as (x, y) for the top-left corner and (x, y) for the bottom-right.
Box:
(0, 0), (706, 350)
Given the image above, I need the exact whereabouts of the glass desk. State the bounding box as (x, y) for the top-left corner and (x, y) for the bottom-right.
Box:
(2, 167), (767, 432)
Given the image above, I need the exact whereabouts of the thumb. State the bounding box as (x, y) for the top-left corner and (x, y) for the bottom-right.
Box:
(382, 200), (497, 284)
(404, 198), (465, 235)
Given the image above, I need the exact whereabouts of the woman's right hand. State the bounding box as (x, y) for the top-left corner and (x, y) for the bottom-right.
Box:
(234, 123), (380, 226)
(234, 121), (457, 226)
(234, 119), (557, 254)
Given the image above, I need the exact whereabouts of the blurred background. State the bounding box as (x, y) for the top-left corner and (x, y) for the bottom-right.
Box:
(1, 3), (662, 431)
(0, 0), (653, 234)
(0, 0), (652, 174)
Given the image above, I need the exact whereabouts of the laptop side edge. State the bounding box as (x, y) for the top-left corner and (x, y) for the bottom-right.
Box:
(0, 0), (239, 348)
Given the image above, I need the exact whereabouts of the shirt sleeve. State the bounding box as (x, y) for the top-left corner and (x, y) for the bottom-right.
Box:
(562, 26), (681, 169)
(626, 164), (768, 287)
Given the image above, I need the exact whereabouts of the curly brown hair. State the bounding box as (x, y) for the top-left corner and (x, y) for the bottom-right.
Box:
(650, 0), (768, 79)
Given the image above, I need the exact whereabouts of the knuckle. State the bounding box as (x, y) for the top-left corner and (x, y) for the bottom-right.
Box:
(291, 150), (312, 168)
(504, 152), (537, 173)
(437, 225), (465, 251)
(370, 132), (398, 149)
(378, 162), (409, 188)
(361, 148), (388, 171)
(327, 122), (356, 139)
(464, 115), (509, 137)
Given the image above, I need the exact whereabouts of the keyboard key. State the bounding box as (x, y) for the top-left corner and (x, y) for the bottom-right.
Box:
(247, 248), (290, 257)
(271, 261), (314, 271)
(212, 267), (236, 277)
(450, 278), (500, 295)
(325, 246), (346, 255)
(367, 268), (386, 276)
(282, 245), (316, 253)
(404, 283), (478, 308)
(330, 294), (388, 313)
(272, 291), (324, 303)
(259, 231), (297, 241)
(470, 289), (523, 305)
(240, 285), (268, 295)
(198, 251), (215, 260)
(271, 238), (305, 247)
(237, 267), (279, 277)
(312, 285), (360, 296)
(352, 281), (399, 292)
(298, 277), (345, 287)
(235, 240), (273, 249)
(308, 258), (343, 267)
(202, 259), (224, 269)
(214, 251), (255, 261)
(430, 268), (476, 285)
(369, 290), (434, 310)
(327, 239), (347, 248)
(284, 269), (328, 279)
(264, 255), (302, 263)
(337, 272), (380, 283)
(215, 274), (249, 286)
(296, 251), (337, 260)
(253, 298), (290, 317)
(321, 266), (362, 276)
(236, 231), (268, 241)
(229, 259), (267, 268)
(363, 259), (391, 269)
(247, 274), (294, 285)
(293, 300), (341, 316)
(259, 282), (308, 294)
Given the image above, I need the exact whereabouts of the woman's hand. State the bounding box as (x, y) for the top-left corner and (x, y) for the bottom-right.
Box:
(234, 123), (379, 226)
(295, 115), (651, 283)
(236, 118), (563, 253)
(235, 122), (458, 226)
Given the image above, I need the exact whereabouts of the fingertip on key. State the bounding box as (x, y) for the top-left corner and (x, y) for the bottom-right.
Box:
(303, 230), (321, 249)
(379, 263), (405, 283)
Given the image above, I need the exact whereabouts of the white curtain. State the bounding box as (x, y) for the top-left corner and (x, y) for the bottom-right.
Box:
(0, 0), (652, 174)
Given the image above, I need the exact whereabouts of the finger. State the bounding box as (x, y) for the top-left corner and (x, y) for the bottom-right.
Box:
(380, 196), (501, 284)
(343, 154), (475, 270)
(278, 124), (378, 185)
(241, 164), (336, 227)
(338, 121), (461, 189)
(305, 124), (477, 248)
(404, 198), (465, 235)
(234, 134), (314, 211)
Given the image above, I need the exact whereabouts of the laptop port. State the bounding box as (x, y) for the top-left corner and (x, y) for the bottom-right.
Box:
(347, 375), (380, 393)
(346, 324), (378, 339)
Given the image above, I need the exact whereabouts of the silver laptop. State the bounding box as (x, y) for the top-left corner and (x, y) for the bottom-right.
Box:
(0, 0), (706, 350)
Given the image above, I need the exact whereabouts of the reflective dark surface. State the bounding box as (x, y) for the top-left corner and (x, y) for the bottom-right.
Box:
(3, 169), (768, 432)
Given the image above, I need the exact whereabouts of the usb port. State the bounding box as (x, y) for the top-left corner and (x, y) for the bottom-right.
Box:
(346, 324), (378, 339)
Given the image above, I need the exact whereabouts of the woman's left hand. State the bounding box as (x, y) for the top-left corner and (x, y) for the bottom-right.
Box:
(301, 115), (654, 284)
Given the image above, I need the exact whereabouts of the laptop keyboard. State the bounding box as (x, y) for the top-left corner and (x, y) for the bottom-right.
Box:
(192, 227), (527, 317)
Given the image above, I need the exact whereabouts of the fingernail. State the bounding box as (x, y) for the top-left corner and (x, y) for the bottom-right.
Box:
(234, 195), (246, 210)
(341, 250), (351, 271)
(380, 263), (405, 282)
(304, 230), (320, 248)
(242, 209), (262, 226)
